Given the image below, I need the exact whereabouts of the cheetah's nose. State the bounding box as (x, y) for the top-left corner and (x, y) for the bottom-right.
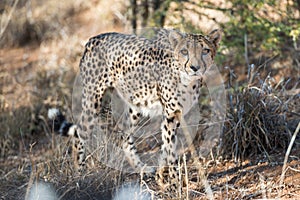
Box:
(190, 65), (200, 72)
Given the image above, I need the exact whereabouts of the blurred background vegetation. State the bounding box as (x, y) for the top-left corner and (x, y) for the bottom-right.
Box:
(1, 0), (299, 75)
(1, 0), (299, 61)
(128, 0), (299, 67)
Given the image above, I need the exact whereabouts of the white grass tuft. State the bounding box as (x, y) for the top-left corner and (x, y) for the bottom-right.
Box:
(113, 184), (151, 200)
(28, 182), (58, 200)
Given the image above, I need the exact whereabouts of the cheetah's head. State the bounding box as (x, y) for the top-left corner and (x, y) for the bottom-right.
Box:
(169, 29), (222, 80)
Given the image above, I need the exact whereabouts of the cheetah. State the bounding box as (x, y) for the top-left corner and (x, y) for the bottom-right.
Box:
(48, 28), (221, 190)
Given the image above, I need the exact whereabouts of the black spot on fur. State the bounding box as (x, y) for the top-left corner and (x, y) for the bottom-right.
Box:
(167, 117), (175, 123)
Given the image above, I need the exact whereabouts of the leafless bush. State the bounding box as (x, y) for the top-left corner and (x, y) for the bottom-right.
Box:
(220, 64), (298, 161)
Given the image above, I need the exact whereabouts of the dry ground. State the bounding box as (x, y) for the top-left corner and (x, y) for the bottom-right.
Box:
(0, 0), (299, 199)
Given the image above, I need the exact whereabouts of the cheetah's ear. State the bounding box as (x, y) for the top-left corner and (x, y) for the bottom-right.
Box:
(169, 30), (184, 48)
(207, 29), (222, 48)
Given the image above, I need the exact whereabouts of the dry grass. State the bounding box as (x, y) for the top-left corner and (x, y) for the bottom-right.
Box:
(32, 63), (298, 200)
(0, 0), (130, 198)
(220, 64), (299, 162)
(0, 0), (299, 199)
(0, 0), (89, 153)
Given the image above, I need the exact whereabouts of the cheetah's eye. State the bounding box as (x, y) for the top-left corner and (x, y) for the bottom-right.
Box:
(180, 49), (188, 56)
(202, 48), (210, 55)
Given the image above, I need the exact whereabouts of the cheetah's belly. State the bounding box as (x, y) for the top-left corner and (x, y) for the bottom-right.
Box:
(114, 85), (163, 118)
(129, 93), (163, 118)
(139, 100), (163, 118)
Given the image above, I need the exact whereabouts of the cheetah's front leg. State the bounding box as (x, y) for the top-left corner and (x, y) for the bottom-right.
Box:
(123, 107), (155, 173)
(157, 112), (181, 191)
